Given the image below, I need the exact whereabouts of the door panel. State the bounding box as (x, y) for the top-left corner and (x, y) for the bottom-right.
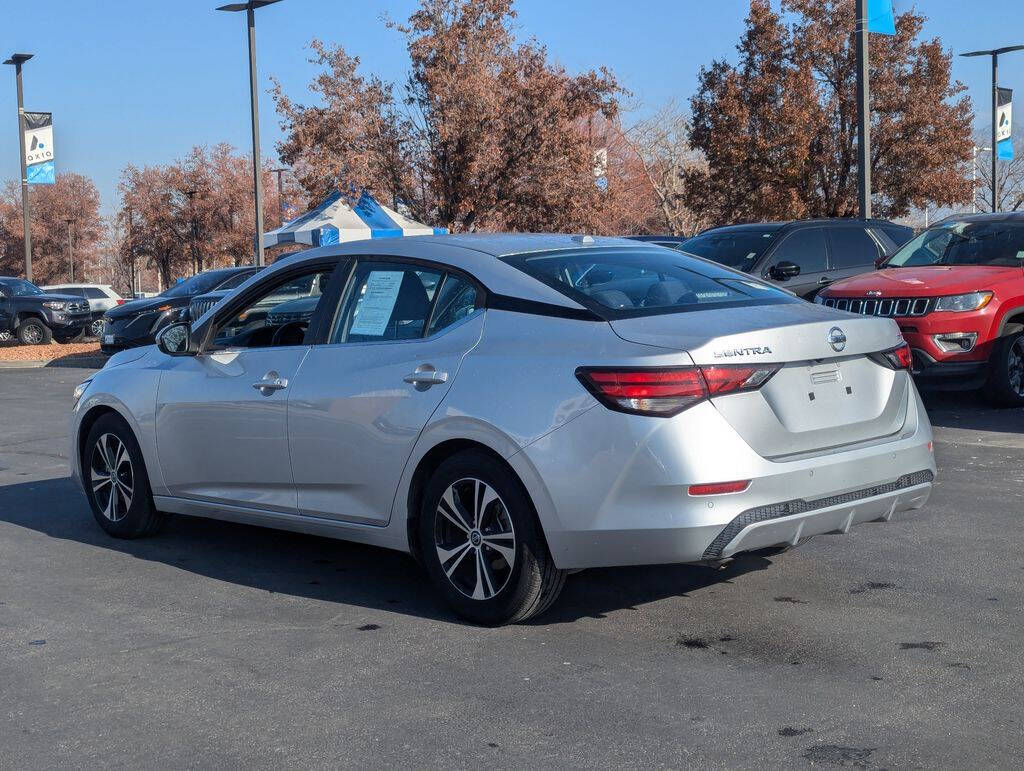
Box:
(287, 314), (484, 525)
(155, 348), (310, 511)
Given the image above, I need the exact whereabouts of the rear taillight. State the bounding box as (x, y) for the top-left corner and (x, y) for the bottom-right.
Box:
(872, 342), (913, 370)
(116, 298), (126, 305)
(576, 364), (780, 417)
(688, 480), (750, 496)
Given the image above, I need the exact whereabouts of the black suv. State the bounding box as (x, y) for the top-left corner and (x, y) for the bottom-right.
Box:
(101, 266), (256, 353)
(0, 276), (92, 345)
(678, 219), (914, 299)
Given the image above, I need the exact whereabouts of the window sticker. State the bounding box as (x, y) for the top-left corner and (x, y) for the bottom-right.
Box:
(349, 270), (404, 336)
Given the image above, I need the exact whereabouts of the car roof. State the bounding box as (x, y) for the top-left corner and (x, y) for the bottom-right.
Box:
(41, 282), (112, 288)
(625, 234), (689, 242)
(698, 218), (908, 235)
(933, 211), (1024, 225)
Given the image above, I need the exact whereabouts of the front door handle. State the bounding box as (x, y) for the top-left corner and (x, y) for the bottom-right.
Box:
(818, 276), (833, 285)
(252, 370), (289, 395)
(403, 364), (448, 390)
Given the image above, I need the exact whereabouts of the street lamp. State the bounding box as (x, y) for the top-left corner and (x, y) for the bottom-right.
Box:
(271, 167), (288, 226)
(4, 52), (34, 281)
(215, 0), (283, 268)
(961, 45), (1024, 212)
(65, 218), (75, 282)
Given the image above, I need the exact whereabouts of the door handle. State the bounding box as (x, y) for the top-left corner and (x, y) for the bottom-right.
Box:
(252, 370), (289, 394)
(403, 364), (448, 389)
(818, 276), (833, 285)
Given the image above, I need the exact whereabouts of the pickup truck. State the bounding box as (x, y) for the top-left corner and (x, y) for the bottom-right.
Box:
(0, 276), (93, 345)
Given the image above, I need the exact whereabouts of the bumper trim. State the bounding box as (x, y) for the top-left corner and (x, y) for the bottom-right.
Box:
(701, 469), (935, 560)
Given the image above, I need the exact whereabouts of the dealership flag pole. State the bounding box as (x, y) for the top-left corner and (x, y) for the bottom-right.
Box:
(4, 53), (34, 281)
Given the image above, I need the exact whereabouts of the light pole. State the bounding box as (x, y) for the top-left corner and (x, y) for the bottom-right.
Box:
(216, 0), (283, 268)
(961, 46), (1024, 213)
(65, 218), (74, 282)
(271, 167), (288, 226)
(4, 52), (34, 281)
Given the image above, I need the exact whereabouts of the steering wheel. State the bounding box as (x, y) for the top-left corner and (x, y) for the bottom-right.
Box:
(271, 320), (308, 347)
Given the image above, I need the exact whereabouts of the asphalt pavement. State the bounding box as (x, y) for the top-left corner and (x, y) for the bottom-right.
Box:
(1, 366), (1022, 768)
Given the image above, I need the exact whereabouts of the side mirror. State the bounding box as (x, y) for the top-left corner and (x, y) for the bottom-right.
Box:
(769, 261), (801, 280)
(156, 322), (195, 356)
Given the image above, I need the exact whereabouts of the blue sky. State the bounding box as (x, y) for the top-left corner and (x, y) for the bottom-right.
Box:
(1, 0), (1020, 216)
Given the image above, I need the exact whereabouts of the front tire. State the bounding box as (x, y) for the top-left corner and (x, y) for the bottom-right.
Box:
(419, 450), (566, 625)
(83, 413), (167, 538)
(16, 318), (51, 345)
(983, 331), (1024, 407)
(90, 318), (106, 338)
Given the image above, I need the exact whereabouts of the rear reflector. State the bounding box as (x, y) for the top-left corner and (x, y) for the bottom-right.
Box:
(576, 364), (780, 417)
(688, 480), (750, 496)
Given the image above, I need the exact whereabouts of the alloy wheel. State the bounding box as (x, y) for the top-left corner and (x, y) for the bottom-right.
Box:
(90, 433), (134, 522)
(91, 319), (105, 337)
(434, 477), (516, 601)
(1009, 338), (1024, 396)
(22, 324), (42, 344)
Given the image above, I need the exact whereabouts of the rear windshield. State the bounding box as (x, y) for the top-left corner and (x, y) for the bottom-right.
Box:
(678, 228), (778, 270)
(887, 220), (1024, 268)
(500, 247), (797, 319)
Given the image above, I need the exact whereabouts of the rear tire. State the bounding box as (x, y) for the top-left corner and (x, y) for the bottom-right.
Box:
(418, 450), (566, 625)
(16, 318), (51, 345)
(983, 331), (1024, 407)
(83, 413), (167, 538)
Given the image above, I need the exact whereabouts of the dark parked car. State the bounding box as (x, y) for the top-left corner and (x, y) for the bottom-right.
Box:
(678, 219), (914, 299)
(0, 276), (92, 345)
(624, 235), (690, 250)
(101, 266), (256, 353)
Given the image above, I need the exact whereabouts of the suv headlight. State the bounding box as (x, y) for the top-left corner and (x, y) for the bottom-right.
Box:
(933, 291), (993, 312)
(42, 301), (67, 310)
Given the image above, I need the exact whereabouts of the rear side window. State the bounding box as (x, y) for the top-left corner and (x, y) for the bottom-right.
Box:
(333, 263), (442, 343)
(428, 275), (478, 335)
(770, 228), (827, 273)
(827, 227), (881, 269)
(83, 287), (108, 299)
(500, 248), (795, 319)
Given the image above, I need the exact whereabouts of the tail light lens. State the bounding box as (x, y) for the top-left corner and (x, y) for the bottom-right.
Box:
(116, 298), (126, 305)
(688, 480), (750, 496)
(576, 364), (780, 417)
(872, 342), (913, 370)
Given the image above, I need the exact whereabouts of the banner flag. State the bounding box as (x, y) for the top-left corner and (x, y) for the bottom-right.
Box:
(867, 0), (896, 35)
(997, 88), (1013, 160)
(23, 111), (55, 185)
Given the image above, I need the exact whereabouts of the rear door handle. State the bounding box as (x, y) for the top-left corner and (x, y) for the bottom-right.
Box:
(252, 370), (289, 394)
(403, 365), (448, 389)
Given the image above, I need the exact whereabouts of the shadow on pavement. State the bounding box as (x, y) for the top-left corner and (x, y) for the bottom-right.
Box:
(0, 475), (770, 625)
(920, 389), (1024, 434)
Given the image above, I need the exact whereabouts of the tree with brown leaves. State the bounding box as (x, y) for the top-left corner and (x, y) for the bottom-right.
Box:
(274, 0), (635, 234)
(687, 0), (974, 224)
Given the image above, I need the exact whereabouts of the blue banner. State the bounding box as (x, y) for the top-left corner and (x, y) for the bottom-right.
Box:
(27, 160), (55, 185)
(998, 138), (1014, 161)
(867, 0), (896, 35)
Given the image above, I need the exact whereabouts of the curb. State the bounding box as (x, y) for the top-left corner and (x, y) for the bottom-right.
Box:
(0, 355), (107, 370)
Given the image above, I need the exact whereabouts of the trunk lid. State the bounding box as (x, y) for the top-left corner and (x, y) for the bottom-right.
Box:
(609, 303), (911, 458)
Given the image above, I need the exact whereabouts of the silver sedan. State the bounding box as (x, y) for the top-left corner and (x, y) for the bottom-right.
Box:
(70, 235), (935, 624)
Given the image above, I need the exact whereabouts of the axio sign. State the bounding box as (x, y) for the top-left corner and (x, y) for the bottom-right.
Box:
(23, 111), (55, 184)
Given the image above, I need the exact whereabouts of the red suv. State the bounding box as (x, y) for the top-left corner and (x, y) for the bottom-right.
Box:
(816, 213), (1024, 406)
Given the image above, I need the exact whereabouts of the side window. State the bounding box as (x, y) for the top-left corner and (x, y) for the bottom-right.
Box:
(212, 265), (335, 349)
(83, 287), (107, 299)
(332, 263), (442, 343)
(217, 270), (254, 291)
(771, 228), (827, 273)
(428, 275), (478, 335)
(827, 227), (882, 269)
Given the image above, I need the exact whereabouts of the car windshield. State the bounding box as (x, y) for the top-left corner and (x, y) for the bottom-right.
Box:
(678, 229), (778, 270)
(501, 247), (796, 319)
(2, 279), (45, 296)
(887, 221), (1024, 268)
(160, 270), (240, 298)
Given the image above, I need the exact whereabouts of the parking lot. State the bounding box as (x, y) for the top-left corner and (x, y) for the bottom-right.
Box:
(1, 365), (1022, 768)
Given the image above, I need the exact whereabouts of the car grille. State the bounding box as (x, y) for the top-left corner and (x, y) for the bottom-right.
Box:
(68, 300), (90, 314)
(821, 296), (932, 318)
(190, 298), (219, 320)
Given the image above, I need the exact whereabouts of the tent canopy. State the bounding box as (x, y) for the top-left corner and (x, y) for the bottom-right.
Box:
(264, 190), (446, 248)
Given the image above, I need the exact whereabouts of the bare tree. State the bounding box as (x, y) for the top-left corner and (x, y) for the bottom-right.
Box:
(974, 128), (1024, 212)
(622, 102), (707, 236)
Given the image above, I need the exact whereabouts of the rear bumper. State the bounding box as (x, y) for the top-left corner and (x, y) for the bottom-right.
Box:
(515, 382), (935, 570)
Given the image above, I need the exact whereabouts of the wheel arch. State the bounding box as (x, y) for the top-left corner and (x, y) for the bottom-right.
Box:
(77, 405), (125, 472)
(996, 305), (1024, 337)
(16, 310), (47, 325)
